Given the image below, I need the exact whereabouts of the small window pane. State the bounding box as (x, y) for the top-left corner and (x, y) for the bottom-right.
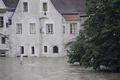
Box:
(0, 17), (4, 28)
(70, 23), (77, 34)
(43, 3), (47, 11)
(16, 24), (22, 34)
(1, 37), (5, 44)
(23, 2), (28, 12)
(30, 23), (36, 34)
(21, 46), (24, 54)
(46, 24), (53, 34)
(44, 46), (47, 53)
(31, 46), (35, 54)
(63, 26), (65, 34)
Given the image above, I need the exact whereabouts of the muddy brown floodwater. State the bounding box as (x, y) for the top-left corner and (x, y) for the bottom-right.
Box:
(0, 57), (120, 80)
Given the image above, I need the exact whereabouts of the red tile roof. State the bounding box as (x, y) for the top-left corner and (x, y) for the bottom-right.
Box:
(0, 9), (7, 13)
(63, 14), (80, 21)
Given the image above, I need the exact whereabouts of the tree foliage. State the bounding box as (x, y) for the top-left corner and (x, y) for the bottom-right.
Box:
(67, 0), (120, 71)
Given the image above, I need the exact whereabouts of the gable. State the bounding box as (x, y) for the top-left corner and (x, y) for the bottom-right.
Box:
(0, 0), (6, 8)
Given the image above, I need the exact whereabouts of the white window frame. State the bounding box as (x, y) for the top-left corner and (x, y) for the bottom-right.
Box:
(30, 23), (36, 34)
(16, 23), (22, 34)
(70, 23), (77, 34)
(46, 24), (54, 34)
(40, 1), (49, 12)
(23, 2), (29, 13)
(43, 2), (48, 12)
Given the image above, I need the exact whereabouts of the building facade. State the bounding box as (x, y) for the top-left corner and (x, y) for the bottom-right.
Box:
(1, 0), (86, 57)
(0, 0), (17, 56)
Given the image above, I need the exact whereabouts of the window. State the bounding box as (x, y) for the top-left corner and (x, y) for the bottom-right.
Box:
(44, 46), (47, 53)
(31, 46), (35, 54)
(6, 23), (8, 28)
(0, 17), (4, 28)
(16, 23), (22, 34)
(43, 3), (47, 11)
(20, 46), (24, 54)
(8, 19), (12, 25)
(46, 24), (53, 34)
(30, 23), (36, 34)
(53, 46), (59, 53)
(1, 37), (5, 44)
(63, 26), (65, 34)
(70, 23), (77, 34)
(23, 2), (28, 12)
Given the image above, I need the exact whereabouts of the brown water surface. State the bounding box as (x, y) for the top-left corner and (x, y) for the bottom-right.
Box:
(0, 57), (120, 80)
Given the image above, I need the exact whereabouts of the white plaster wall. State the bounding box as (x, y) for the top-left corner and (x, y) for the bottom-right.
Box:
(39, 0), (65, 57)
(10, 0), (66, 57)
(0, 0), (6, 8)
(0, 0), (12, 56)
(10, 0), (40, 57)
(9, 0), (86, 57)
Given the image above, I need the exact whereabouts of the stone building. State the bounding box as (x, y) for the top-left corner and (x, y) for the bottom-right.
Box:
(0, 0), (86, 57)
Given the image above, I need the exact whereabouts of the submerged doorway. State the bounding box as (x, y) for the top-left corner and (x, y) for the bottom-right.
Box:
(53, 46), (59, 53)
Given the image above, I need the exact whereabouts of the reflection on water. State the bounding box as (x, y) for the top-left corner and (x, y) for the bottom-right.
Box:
(0, 57), (120, 80)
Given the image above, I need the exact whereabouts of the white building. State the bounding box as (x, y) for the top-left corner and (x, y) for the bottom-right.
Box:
(0, 0), (19, 56)
(1, 0), (86, 57)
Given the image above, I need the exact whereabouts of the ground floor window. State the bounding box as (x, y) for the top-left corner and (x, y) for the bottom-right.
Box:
(1, 37), (6, 44)
(53, 46), (59, 53)
(31, 46), (35, 54)
(20, 46), (24, 54)
(44, 46), (47, 53)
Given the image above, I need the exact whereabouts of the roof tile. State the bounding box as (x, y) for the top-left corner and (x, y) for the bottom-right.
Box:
(63, 14), (80, 21)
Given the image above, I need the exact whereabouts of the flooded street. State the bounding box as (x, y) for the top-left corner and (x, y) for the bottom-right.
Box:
(0, 57), (120, 80)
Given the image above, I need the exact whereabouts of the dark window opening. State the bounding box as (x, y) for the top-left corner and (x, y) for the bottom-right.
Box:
(63, 26), (65, 34)
(53, 46), (58, 53)
(6, 23), (9, 28)
(21, 46), (24, 54)
(23, 2), (28, 12)
(8, 19), (12, 25)
(32, 46), (35, 54)
(0, 17), (4, 28)
(43, 3), (47, 11)
(44, 46), (47, 53)
(1, 37), (5, 44)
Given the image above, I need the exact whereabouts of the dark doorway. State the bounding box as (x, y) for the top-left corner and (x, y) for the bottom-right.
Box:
(20, 46), (24, 54)
(53, 46), (58, 53)
(31, 46), (35, 54)
(44, 46), (47, 53)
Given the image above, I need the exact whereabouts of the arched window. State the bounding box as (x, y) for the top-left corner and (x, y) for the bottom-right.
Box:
(53, 46), (59, 53)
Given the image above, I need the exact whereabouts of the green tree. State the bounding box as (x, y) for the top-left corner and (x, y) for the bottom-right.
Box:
(67, 0), (120, 71)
